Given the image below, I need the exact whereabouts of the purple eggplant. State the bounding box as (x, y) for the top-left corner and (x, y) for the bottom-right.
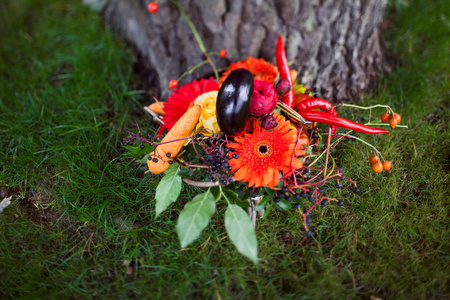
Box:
(216, 69), (254, 135)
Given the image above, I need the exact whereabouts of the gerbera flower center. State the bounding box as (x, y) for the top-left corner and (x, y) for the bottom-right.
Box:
(259, 145), (268, 153)
(255, 140), (272, 157)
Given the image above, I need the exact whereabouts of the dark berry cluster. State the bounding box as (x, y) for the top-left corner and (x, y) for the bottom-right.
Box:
(121, 135), (136, 146)
(121, 132), (154, 148)
(197, 134), (233, 185)
(308, 128), (319, 139)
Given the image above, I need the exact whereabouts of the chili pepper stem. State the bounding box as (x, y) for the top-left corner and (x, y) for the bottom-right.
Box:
(143, 106), (164, 124)
(324, 127), (332, 180)
(327, 155), (336, 177)
(309, 131), (350, 167)
(366, 122), (408, 128)
(170, 0), (219, 80)
(346, 134), (384, 161)
(177, 60), (209, 83)
(277, 101), (310, 124)
(340, 103), (396, 115)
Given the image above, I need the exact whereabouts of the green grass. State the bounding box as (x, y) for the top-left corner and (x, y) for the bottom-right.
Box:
(0, 0), (449, 298)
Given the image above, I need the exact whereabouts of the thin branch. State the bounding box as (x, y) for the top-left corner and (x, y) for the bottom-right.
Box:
(143, 106), (164, 124)
(324, 127), (332, 180)
(182, 178), (221, 187)
(277, 102), (310, 124)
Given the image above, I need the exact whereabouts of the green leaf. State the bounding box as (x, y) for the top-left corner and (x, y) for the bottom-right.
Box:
(275, 198), (291, 210)
(317, 133), (325, 148)
(184, 143), (203, 158)
(262, 202), (275, 219)
(123, 144), (153, 157)
(225, 204), (258, 263)
(176, 190), (216, 248)
(223, 188), (249, 208)
(136, 154), (149, 164)
(177, 168), (192, 177)
(276, 176), (284, 188)
(164, 162), (179, 175)
(223, 189), (239, 202)
(254, 195), (270, 212)
(236, 188), (250, 201)
(235, 198), (250, 209)
(263, 187), (275, 197)
(155, 164), (182, 218)
(210, 187), (221, 201)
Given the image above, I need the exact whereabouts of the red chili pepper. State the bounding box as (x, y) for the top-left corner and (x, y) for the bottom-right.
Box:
(296, 98), (337, 135)
(300, 110), (390, 135)
(276, 35), (295, 108)
(296, 98), (336, 115)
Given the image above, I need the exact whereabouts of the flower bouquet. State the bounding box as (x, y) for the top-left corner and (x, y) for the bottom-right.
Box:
(121, 1), (405, 263)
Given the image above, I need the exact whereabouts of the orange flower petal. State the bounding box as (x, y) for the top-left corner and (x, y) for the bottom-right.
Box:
(295, 149), (306, 156)
(263, 167), (274, 187)
(234, 167), (247, 181)
(219, 57), (278, 85)
(293, 157), (303, 169)
(272, 169), (280, 187)
(254, 174), (263, 187)
(248, 175), (257, 187)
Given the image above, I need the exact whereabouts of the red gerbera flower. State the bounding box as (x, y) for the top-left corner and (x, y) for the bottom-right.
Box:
(162, 77), (219, 131)
(228, 113), (303, 188)
(219, 57), (278, 85)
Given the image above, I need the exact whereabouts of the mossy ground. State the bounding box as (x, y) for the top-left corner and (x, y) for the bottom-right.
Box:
(0, 0), (448, 298)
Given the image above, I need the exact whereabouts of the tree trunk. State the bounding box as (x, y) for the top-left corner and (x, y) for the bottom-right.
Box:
(103, 0), (387, 100)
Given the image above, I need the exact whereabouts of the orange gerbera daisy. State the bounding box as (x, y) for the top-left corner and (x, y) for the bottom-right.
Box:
(228, 113), (303, 188)
(219, 57), (278, 85)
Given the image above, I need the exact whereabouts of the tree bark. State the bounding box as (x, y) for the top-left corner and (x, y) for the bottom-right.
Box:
(104, 0), (387, 101)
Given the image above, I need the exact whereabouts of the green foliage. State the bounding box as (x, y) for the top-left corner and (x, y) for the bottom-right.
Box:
(254, 194), (270, 211)
(275, 198), (292, 210)
(155, 163), (181, 217)
(224, 204), (258, 263)
(122, 144), (153, 157)
(176, 189), (215, 248)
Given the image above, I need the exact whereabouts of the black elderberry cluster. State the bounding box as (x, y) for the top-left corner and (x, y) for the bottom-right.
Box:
(312, 87), (319, 98)
(121, 136), (135, 146)
(308, 128), (319, 139)
(198, 134), (234, 185)
(273, 186), (308, 204)
(121, 133), (154, 148)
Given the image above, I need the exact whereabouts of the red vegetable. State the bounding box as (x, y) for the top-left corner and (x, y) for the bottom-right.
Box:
(276, 35), (295, 108)
(147, 2), (159, 14)
(296, 98), (336, 115)
(168, 80), (178, 89)
(300, 110), (390, 135)
(296, 98), (337, 135)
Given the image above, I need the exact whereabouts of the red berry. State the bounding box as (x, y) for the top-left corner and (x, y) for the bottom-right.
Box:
(369, 155), (379, 165)
(391, 113), (401, 124)
(381, 113), (390, 123)
(219, 49), (227, 58)
(382, 161), (392, 171)
(168, 79), (178, 89)
(389, 118), (398, 129)
(372, 162), (383, 173)
(147, 2), (159, 14)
